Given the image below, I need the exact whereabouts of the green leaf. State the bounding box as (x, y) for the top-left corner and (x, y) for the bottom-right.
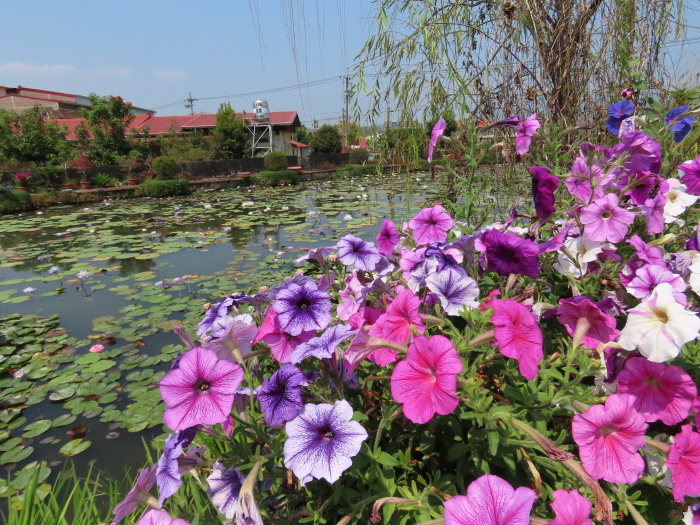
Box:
(59, 439), (91, 456)
(22, 420), (52, 437)
(0, 446), (33, 465)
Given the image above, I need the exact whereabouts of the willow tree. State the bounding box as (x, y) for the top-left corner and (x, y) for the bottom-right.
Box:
(355, 0), (685, 124)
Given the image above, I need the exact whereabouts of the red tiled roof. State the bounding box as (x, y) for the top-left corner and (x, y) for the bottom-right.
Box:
(290, 140), (308, 148)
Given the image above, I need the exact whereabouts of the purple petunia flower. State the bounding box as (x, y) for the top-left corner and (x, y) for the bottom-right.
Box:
(111, 465), (158, 524)
(515, 114), (540, 155)
(256, 363), (305, 426)
(268, 273), (315, 300)
(409, 205), (454, 245)
(156, 434), (184, 505)
(485, 115), (520, 129)
(376, 220), (400, 256)
(136, 509), (191, 525)
(428, 118), (446, 163)
(206, 461), (245, 519)
(273, 282), (332, 336)
(480, 229), (540, 278)
(606, 100), (635, 135)
(336, 234), (381, 271)
(159, 347), (244, 431)
(580, 193), (635, 243)
(678, 155), (700, 195)
(530, 166), (559, 220)
(290, 324), (357, 363)
(425, 267), (479, 315)
(666, 106), (695, 143)
(284, 400), (368, 483)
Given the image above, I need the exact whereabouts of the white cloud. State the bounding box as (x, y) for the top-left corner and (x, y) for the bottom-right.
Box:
(97, 67), (132, 78)
(0, 61), (75, 75)
(155, 69), (187, 81)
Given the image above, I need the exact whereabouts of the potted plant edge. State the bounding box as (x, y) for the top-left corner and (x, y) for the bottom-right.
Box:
(69, 152), (94, 190)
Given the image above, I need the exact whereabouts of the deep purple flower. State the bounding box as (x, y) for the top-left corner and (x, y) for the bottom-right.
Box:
(273, 282), (332, 336)
(480, 229), (540, 278)
(666, 106), (695, 142)
(111, 465), (158, 524)
(530, 166), (559, 219)
(515, 114), (540, 155)
(678, 155), (700, 195)
(425, 267), (479, 315)
(409, 205), (454, 245)
(606, 100), (635, 135)
(284, 400), (368, 483)
(290, 324), (357, 363)
(376, 220), (400, 256)
(428, 118), (446, 163)
(485, 115), (520, 129)
(336, 234), (381, 271)
(159, 346), (244, 431)
(206, 461), (245, 519)
(156, 434), (184, 504)
(615, 131), (662, 174)
(256, 364), (305, 427)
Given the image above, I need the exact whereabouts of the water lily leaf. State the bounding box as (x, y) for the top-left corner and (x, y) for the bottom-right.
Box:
(83, 360), (116, 373)
(134, 253), (160, 260)
(59, 439), (91, 456)
(0, 438), (22, 452)
(22, 420), (52, 437)
(49, 387), (75, 401)
(10, 465), (51, 489)
(0, 446), (33, 465)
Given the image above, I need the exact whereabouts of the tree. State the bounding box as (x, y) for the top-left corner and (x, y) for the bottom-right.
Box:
(294, 125), (311, 145)
(0, 106), (69, 166)
(213, 103), (250, 159)
(309, 124), (342, 154)
(79, 94), (135, 165)
(356, 0), (684, 123)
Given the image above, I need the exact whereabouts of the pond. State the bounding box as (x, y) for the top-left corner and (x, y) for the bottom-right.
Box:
(0, 173), (454, 486)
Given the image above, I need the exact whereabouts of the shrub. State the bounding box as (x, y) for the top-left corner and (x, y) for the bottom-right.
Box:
(142, 178), (191, 197)
(250, 170), (298, 187)
(152, 156), (180, 179)
(264, 151), (288, 171)
(348, 147), (369, 164)
(309, 124), (342, 153)
(0, 189), (34, 214)
(92, 173), (120, 187)
(343, 164), (377, 177)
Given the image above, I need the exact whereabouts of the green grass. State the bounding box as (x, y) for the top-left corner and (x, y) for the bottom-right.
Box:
(141, 178), (192, 197)
(250, 170), (299, 186)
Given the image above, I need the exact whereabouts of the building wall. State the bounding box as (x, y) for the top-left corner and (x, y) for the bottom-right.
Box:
(0, 97), (60, 113)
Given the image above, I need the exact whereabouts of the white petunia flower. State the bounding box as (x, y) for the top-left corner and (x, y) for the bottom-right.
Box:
(618, 282), (700, 362)
(664, 179), (698, 225)
(554, 235), (605, 278)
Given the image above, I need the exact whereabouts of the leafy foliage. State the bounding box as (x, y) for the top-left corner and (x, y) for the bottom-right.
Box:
(151, 156), (179, 179)
(250, 170), (299, 186)
(213, 103), (250, 159)
(309, 124), (343, 153)
(0, 189), (34, 214)
(78, 94), (136, 165)
(263, 151), (288, 171)
(0, 106), (69, 167)
(348, 147), (370, 164)
(142, 178), (191, 197)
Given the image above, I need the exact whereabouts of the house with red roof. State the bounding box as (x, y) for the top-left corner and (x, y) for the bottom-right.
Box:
(52, 110), (303, 156)
(0, 85), (152, 118)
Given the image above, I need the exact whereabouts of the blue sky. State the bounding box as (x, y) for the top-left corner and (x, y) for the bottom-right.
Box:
(0, 1), (371, 126)
(1, 1), (699, 128)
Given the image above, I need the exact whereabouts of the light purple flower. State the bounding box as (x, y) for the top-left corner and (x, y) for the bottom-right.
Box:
(515, 114), (540, 155)
(409, 205), (454, 245)
(428, 118), (446, 163)
(206, 461), (245, 520)
(443, 474), (537, 525)
(336, 234), (381, 271)
(256, 364), (305, 427)
(204, 316), (259, 361)
(273, 282), (332, 336)
(284, 400), (368, 483)
(425, 267), (479, 315)
(111, 465), (158, 524)
(290, 324), (357, 363)
(626, 264), (687, 305)
(136, 509), (191, 525)
(159, 347), (244, 431)
(156, 434), (183, 505)
(678, 155), (700, 195)
(376, 220), (400, 256)
(580, 193), (635, 243)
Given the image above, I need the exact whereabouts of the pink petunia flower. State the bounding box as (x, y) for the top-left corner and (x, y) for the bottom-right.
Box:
(580, 193), (635, 243)
(390, 335), (462, 424)
(548, 489), (592, 525)
(642, 193), (667, 235)
(572, 393), (647, 483)
(428, 118), (446, 163)
(515, 114), (541, 155)
(556, 296), (618, 350)
(136, 509), (191, 525)
(616, 357), (697, 425)
(408, 205), (454, 245)
(667, 425), (700, 502)
(625, 264), (687, 306)
(368, 289), (425, 366)
(491, 299), (543, 380)
(376, 219), (400, 256)
(253, 308), (315, 363)
(443, 474), (537, 525)
(159, 346), (244, 431)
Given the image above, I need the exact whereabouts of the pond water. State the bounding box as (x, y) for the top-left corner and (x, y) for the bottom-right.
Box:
(0, 174), (448, 484)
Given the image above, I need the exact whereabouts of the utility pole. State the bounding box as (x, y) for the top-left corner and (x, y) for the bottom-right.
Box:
(343, 75), (350, 147)
(184, 92), (197, 115)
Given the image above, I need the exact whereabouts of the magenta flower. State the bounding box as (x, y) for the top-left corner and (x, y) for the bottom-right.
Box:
(643, 193), (667, 235)
(273, 282), (332, 336)
(515, 114), (540, 155)
(408, 205), (454, 245)
(530, 166), (559, 220)
(667, 424), (700, 502)
(159, 346), (244, 431)
(621, 87), (634, 99)
(368, 289), (425, 365)
(491, 299), (543, 380)
(390, 335), (462, 424)
(443, 474), (537, 525)
(428, 118), (446, 163)
(556, 296), (618, 350)
(678, 155), (700, 195)
(548, 489), (592, 525)
(376, 220), (400, 256)
(254, 308), (315, 363)
(626, 264), (687, 305)
(617, 357), (697, 425)
(284, 400), (368, 483)
(572, 394), (647, 483)
(580, 193), (635, 243)
(136, 509), (191, 525)
(480, 229), (540, 278)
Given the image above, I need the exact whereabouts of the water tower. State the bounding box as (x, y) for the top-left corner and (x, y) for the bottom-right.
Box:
(248, 99), (273, 156)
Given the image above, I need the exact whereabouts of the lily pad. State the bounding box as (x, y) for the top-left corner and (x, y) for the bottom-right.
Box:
(0, 446), (34, 465)
(22, 420), (52, 438)
(59, 439), (91, 457)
